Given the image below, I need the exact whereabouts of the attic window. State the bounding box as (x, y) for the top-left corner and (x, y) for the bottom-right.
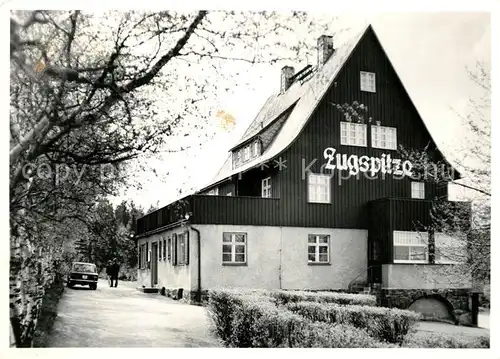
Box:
(360, 71), (376, 93)
(253, 141), (260, 156)
(232, 141), (261, 169)
(243, 146), (250, 161)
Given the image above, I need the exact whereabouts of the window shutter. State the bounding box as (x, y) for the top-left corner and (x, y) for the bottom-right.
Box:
(173, 233), (177, 265)
(185, 231), (190, 265)
(167, 237), (171, 262)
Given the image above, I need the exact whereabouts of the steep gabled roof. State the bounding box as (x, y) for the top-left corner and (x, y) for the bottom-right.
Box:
(199, 22), (461, 192)
(201, 25), (369, 189)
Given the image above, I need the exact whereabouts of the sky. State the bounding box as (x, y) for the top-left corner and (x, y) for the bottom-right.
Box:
(108, 11), (491, 210)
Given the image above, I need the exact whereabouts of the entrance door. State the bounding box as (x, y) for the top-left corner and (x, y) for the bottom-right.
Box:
(151, 242), (158, 287)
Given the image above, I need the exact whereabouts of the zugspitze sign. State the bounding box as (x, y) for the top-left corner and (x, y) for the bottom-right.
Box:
(323, 147), (413, 177)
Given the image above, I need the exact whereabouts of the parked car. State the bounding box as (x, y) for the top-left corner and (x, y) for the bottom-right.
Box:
(67, 262), (98, 290)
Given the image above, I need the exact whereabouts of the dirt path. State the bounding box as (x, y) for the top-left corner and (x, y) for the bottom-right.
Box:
(45, 279), (221, 347)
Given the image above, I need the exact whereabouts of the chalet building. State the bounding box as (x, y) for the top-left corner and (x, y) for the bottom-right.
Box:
(135, 25), (473, 323)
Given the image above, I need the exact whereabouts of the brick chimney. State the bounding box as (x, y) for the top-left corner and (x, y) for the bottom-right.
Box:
(280, 66), (295, 93)
(317, 35), (334, 67)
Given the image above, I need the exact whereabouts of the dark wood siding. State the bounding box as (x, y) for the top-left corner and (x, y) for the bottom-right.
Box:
(136, 197), (193, 234)
(270, 26), (449, 229)
(192, 196), (280, 225)
(236, 165), (280, 198)
(136, 27), (458, 236)
(218, 181), (235, 196)
(136, 195), (463, 239)
(365, 197), (470, 280)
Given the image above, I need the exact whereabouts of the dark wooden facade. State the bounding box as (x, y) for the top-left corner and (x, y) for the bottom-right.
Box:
(366, 198), (471, 283)
(137, 27), (461, 263)
(196, 27), (451, 225)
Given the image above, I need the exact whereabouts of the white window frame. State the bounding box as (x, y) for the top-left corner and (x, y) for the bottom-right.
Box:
(253, 141), (260, 157)
(308, 235), (330, 264)
(167, 237), (172, 262)
(139, 244), (147, 269)
(360, 71), (376, 93)
(411, 182), (425, 199)
(393, 231), (428, 264)
(243, 146), (250, 161)
(434, 232), (462, 264)
(340, 122), (367, 147)
(372, 125), (397, 150)
(308, 173), (331, 204)
(222, 232), (247, 264)
(232, 150), (241, 169)
(262, 177), (271, 198)
(175, 232), (189, 266)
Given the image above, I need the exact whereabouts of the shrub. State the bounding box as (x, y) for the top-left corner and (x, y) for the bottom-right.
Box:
(403, 331), (490, 348)
(268, 290), (376, 307)
(206, 289), (245, 343)
(208, 290), (392, 348)
(286, 301), (420, 344)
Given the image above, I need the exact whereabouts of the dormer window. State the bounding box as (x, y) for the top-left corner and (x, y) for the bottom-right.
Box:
(243, 146), (250, 161)
(253, 141), (260, 156)
(232, 140), (262, 169)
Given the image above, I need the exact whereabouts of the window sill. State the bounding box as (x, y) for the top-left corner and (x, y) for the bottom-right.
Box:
(340, 143), (368, 148)
(307, 201), (331, 205)
(434, 262), (460, 265)
(222, 262), (247, 266)
(392, 261), (429, 265)
(371, 146), (397, 151)
(308, 262), (331, 266)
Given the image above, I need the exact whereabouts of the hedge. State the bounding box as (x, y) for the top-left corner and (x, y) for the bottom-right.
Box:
(207, 289), (272, 343)
(207, 289), (393, 348)
(267, 289), (377, 307)
(286, 301), (421, 344)
(402, 331), (490, 348)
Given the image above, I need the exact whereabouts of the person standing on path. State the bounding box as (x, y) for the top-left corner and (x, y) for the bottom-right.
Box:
(110, 258), (120, 288)
(106, 260), (113, 287)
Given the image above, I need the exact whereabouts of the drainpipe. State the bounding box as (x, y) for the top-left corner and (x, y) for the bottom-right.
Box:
(279, 227), (283, 289)
(189, 225), (202, 303)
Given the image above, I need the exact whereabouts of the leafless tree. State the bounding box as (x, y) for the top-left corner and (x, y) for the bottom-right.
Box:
(399, 62), (490, 291)
(9, 9), (344, 346)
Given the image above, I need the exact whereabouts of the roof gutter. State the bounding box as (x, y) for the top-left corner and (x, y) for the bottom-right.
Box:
(135, 220), (187, 239)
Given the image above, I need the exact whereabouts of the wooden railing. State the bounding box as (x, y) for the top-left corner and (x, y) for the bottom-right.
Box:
(136, 195), (281, 235)
(192, 195), (281, 225)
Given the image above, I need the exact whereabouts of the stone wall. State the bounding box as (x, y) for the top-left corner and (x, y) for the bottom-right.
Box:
(379, 288), (471, 324)
(10, 227), (65, 348)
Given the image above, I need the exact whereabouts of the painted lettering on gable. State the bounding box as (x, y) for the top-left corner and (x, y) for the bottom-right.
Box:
(323, 147), (413, 177)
